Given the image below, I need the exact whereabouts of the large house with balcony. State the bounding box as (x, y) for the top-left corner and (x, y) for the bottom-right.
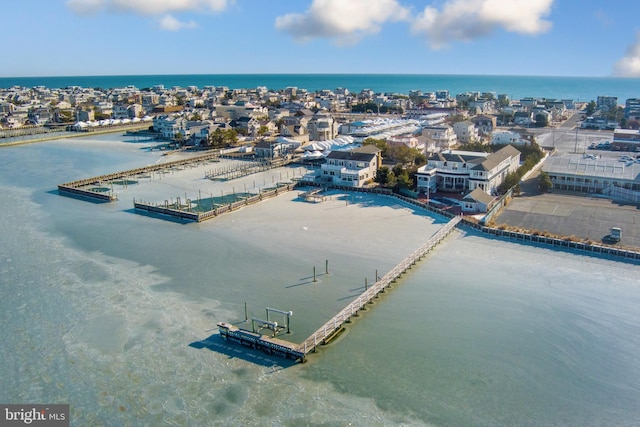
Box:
(415, 145), (521, 196)
(307, 110), (337, 141)
(421, 125), (457, 150)
(318, 145), (382, 187)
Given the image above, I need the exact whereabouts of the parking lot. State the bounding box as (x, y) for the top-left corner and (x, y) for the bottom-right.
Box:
(494, 112), (640, 250)
(495, 191), (639, 249)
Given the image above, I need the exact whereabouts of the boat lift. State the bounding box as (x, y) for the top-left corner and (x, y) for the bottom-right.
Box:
(266, 307), (293, 334)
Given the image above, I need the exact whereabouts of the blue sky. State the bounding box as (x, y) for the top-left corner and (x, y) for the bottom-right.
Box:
(3, 0), (640, 78)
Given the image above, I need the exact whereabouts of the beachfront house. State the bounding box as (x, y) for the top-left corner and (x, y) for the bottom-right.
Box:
(415, 145), (521, 195)
(319, 145), (381, 188)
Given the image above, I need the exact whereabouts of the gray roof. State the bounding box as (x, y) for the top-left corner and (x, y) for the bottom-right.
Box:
(471, 145), (521, 171)
(543, 155), (640, 181)
(434, 152), (485, 163)
(326, 147), (378, 161)
(463, 187), (495, 205)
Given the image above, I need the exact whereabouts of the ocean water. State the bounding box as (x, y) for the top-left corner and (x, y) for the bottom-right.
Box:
(1, 134), (639, 426)
(1, 74), (640, 102)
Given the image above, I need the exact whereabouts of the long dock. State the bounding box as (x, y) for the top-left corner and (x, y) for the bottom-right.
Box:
(57, 151), (223, 202)
(217, 214), (462, 362)
(133, 182), (296, 222)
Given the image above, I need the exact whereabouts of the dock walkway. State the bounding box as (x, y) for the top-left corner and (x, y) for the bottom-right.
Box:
(218, 214), (462, 362)
(296, 214), (461, 356)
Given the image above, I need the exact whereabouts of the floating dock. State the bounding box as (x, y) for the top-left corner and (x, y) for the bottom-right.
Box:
(217, 215), (462, 362)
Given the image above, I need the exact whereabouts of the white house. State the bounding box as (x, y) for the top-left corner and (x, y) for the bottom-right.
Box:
(415, 145), (521, 195)
(460, 188), (495, 213)
(319, 145), (381, 187)
(491, 130), (528, 146)
(307, 111), (337, 141)
(452, 120), (478, 143)
(386, 135), (425, 154)
(422, 125), (457, 150)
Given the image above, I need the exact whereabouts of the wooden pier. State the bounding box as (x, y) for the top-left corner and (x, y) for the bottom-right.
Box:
(133, 182), (296, 222)
(217, 215), (462, 362)
(57, 151), (223, 202)
(299, 188), (328, 203)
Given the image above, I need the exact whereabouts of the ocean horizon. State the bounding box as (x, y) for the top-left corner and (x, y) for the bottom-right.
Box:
(2, 73), (640, 103)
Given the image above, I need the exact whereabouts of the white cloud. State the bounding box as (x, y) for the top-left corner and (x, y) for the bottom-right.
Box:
(410, 0), (554, 49)
(613, 33), (640, 77)
(66, 0), (231, 16)
(159, 14), (198, 31)
(275, 0), (409, 45)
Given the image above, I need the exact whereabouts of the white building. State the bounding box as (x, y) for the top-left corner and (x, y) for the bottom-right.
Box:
(319, 145), (382, 187)
(452, 120), (478, 143)
(307, 111), (337, 141)
(491, 130), (528, 145)
(415, 145), (521, 195)
(387, 135), (425, 153)
(422, 125), (457, 150)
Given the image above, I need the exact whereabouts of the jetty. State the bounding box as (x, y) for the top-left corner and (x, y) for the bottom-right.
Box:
(217, 214), (462, 362)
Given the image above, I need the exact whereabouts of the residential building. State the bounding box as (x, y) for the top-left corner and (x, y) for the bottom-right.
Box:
(491, 130), (528, 145)
(254, 139), (297, 159)
(421, 125), (457, 150)
(461, 188), (496, 213)
(415, 145), (521, 195)
(624, 98), (640, 120)
(307, 111), (337, 141)
(597, 96), (618, 110)
(387, 135), (425, 153)
(472, 114), (497, 136)
(452, 120), (478, 143)
(319, 145), (381, 187)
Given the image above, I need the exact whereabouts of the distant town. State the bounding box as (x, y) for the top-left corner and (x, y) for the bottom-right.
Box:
(2, 83), (640, 219)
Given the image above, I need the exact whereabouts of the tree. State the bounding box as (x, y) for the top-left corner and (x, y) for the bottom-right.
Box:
(375, 166), (394, 186)
(392, 164), (412, 191)
(498, 171), (520, 194)
(257, 125), (269, 137)
(387, 145), (425, 166)
(538, 171), (552, 192)
(585, 100), (596, 116)
(534, 113), (549, 127)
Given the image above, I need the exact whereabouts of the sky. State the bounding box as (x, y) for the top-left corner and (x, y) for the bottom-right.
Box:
(3, 0), (640, 78)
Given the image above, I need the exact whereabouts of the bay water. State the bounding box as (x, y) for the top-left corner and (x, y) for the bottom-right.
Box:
(1, 134), (639, 426)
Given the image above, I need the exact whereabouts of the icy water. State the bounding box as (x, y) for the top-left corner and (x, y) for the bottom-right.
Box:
(1, 135), (639, 426)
